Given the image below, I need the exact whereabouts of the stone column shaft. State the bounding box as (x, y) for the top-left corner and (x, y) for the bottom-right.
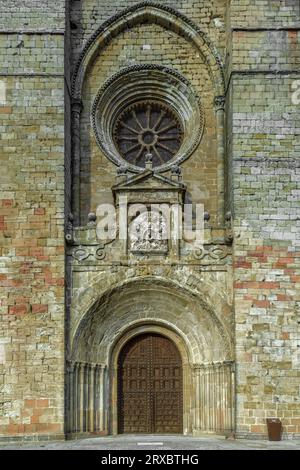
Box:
(215, 96), (225, 226)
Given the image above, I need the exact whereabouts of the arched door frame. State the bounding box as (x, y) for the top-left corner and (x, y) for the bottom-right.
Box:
(109, 323), (193, 435)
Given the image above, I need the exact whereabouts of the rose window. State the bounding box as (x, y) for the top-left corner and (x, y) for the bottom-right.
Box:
(113, 101), (183, 169)
(92, 65), (204, 172)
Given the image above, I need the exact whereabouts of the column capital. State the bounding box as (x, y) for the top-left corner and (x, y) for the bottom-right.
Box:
(214, 95), (225, 111)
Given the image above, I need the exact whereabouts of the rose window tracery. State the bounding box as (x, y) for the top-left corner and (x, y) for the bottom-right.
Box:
(113, 101), (183, 169)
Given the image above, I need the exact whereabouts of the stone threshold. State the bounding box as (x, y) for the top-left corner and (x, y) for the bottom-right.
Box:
(0, 433), (65, 444)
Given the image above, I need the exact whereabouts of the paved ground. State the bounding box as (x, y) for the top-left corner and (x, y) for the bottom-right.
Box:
(0, 434), (299, 450)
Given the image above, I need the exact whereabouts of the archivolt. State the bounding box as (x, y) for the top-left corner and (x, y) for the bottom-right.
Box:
(71, 1), (225, 99)
(70, 276), (233, 363)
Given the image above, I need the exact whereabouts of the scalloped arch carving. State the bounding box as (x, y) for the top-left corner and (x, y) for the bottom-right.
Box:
(71, 1), (225, 99)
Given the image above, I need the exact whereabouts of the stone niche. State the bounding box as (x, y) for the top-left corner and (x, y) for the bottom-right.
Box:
(112, 160), (186, 259)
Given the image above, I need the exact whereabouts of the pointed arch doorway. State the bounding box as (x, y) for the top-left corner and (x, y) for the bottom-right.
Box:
(117, 333), (183, 434)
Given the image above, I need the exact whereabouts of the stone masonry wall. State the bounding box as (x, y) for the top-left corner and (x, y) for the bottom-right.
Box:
(1, 0), (299, 441)
(70, 0), (227, 67)
(0, 1), (66, 439)
(228, 0), (300, 438)
(0, 0), (66, 31)
(230, 0), (300, 29)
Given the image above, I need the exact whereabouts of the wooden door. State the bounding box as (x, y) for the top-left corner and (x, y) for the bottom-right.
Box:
(118, 333), (183, 434)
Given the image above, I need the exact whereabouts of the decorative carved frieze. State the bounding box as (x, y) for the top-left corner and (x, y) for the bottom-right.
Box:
(66, 213), (107, 261)
(72, 245), (106, 262)
(194, 244), (230, 262)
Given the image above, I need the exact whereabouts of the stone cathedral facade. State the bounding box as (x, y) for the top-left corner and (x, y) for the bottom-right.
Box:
(0, 0), (300, 441)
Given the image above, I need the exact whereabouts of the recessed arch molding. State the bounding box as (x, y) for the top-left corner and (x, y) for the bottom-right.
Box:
(66, 275), (234, 437)
(71, 1), (225, 99)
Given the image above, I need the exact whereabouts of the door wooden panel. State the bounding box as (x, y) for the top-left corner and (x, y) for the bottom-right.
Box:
(118, 333), (183, 434)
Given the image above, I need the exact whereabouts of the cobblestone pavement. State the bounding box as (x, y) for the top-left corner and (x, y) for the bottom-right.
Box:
(0, 435), (300, 450)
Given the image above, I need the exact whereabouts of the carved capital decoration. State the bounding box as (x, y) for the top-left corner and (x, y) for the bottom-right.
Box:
(214, 95), (225, 111)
